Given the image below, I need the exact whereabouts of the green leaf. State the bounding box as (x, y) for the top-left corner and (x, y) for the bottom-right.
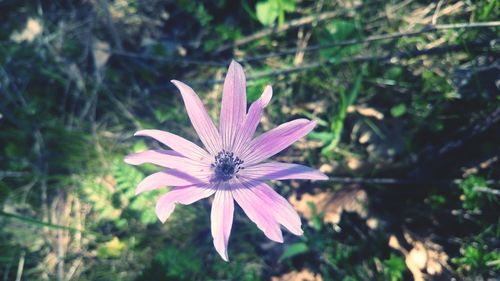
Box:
(323, 66), (366, 153)
(256, 0), (295, 26)
(98, 237), (126, 258)
(390, 104), (406, 118)
(279, 242), (309, 261)
(308, 132), (334, 142)
(307, 201), (323, 231)
(132, 140), (148, 153)
(459, 175), (495, 210)
(383, 254), (406, 281)
(256, 1), (278, 26)
(319, 20), (362, 60)
(385, 66), (403, 80)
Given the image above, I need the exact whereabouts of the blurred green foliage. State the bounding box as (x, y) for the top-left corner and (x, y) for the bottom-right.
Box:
(459, 175), (496, 211)
(383, 254), (407, 281)
(256, 0), (295, 26)
(452, 245), (500, 274)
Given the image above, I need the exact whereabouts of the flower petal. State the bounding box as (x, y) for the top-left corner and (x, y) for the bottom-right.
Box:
(155, 184), (215, 223)
(249, 180), (303, 235)
(232, 180), (283, 243)
(220, 60), (247, 151)
(241, 119), (317, 165)
(239, 162), (328, 181)
(211, 188), (234, 262)
(134, 129), (211, 163)
(124, 149), (209, 172)
(171, 80), (222, 155)
(135, 169), (205, 195)
(233, 85), (272, 155)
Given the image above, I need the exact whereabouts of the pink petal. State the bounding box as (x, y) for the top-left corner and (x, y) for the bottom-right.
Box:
(134, 129), (211, 163)
(249, 181), (303, 235)
(155, 185), (215, 223)
(124, 149), (209, 173)
(233, 85), (272, 155)
(211, 188), (234, 262)
(232, 180), (283, 243)
(220, 60), (247, 151)
(135, 169), (205, 195)
(241, 119), (317, 165)
(239, 162), (328, 181)
(171, 80), (222, 155)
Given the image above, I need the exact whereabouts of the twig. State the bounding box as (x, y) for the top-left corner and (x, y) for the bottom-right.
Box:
(94, 21), (499, 70)
(155, 39), (494, 88)
(57, 227), (65, 281)
(0, 211), (91, 234)
(323, 177), (499, 186)
(14, 251), (25, 281)
(102, 86), (142, 129)
(215, 10), (340, 53)
(99, 48), (227, 66)
(437, 107), (500, 156)
(431, 0), (444, 25)
(3, 262), (11, 281)
(97, 0), (123, 51)
(65, 259), (82, 281)
(240, 21), (500, 62)
(473, 186), (500, 196)
(462, 155), (499, 177)
(412, 106), (500, 179)
(0, 171), (29, 178)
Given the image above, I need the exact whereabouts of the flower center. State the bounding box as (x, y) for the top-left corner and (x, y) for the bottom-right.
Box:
(211, 150), (243, 181)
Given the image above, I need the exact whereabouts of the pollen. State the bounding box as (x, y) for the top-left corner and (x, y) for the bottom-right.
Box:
(211, 150), (244, 181)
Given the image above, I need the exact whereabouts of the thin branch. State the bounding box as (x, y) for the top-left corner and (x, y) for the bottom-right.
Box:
(0, 171), (29, 178)
(241, 21), (500, 62)
(97, 0), (123, 51)
(415, 106), (500, 171)
(437, 107), (500, 156)
(153, 39), (494, 89)
(411, 106), (500, 180)
(101, 87), (142, 130)
(248, 39), (496, 78)
(322, 177), (499, 186)
(95, 21), (499, 70)
(14, 251), (24, 281)
(473, 186), (500, 196)
(0, 211), (90, 234)
(99, 48), (228, 66)
(431, 0), (444, 25)
(215, 10), (340, 53)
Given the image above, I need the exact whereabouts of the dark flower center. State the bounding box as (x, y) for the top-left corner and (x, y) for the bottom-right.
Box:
(211, 150), (243, 181)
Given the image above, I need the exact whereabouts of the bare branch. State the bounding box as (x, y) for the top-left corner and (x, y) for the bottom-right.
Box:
(215, 11), (340, 53)
(14, 251), (25, 281)
(94, 21), (500, 70)
(241, 21), (500, 62)
(97, 0), (123, 51)
(312, 176), (499, 186)
(99, 48), (228, 66)
(167, 39), (496, 88)
(473, 186), (500, 196)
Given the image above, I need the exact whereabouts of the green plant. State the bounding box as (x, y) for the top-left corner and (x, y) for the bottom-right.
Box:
(255, 0), (295, 26)
(280, 242), (309, 261)
(383, 254), (406, 281)
(309, 65), (367, 155)
(452, 245), (500, 275)
(459, 175), (493, 211)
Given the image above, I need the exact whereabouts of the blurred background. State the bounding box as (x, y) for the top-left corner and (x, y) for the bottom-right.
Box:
(0, 0), (499, 280)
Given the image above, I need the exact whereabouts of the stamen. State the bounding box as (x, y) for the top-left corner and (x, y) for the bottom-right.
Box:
(211, 150), (244, 181)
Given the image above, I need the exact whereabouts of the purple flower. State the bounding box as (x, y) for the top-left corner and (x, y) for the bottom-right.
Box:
(125, 61), (327, 261)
